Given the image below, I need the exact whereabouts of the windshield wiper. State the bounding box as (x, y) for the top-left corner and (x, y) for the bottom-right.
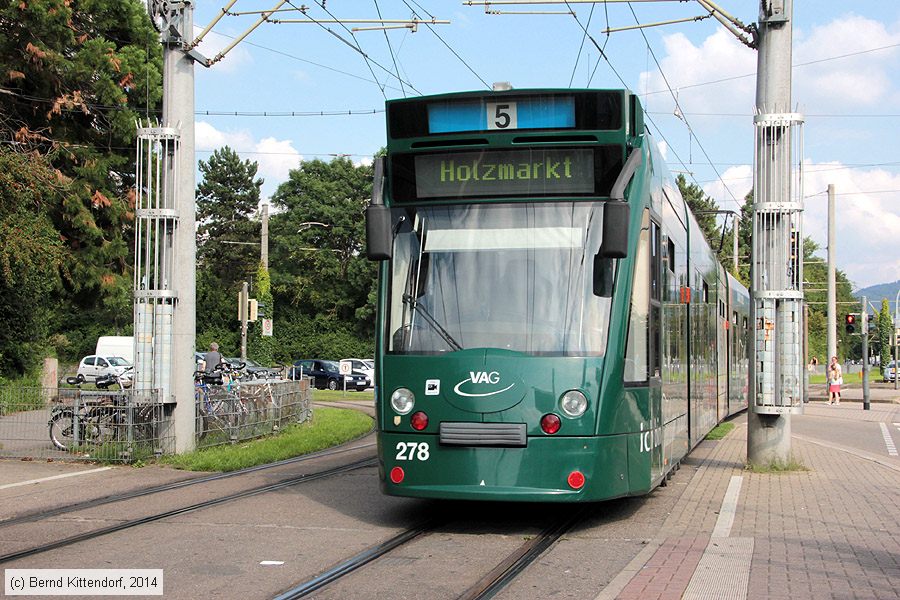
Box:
(402, 294), (463, 352)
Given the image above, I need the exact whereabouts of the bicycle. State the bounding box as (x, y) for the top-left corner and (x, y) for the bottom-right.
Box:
(49, 370), (159, 455)
(194, 361), (248, 443)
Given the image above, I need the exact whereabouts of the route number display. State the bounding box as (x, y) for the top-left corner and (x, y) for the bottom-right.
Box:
(487, 101), (517, 130)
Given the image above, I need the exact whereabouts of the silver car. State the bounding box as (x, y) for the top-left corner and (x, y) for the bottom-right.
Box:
(76, 355), (133, 387)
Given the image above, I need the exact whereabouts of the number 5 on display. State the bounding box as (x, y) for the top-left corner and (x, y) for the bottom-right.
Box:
(487, 101), (517, 130)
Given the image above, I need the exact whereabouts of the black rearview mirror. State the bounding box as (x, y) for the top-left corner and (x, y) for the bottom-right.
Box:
(366, 205), (392, 261)
(600, 201), (630, 259)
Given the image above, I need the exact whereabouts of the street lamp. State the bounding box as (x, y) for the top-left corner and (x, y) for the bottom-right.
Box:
(297, 221), (331, 232)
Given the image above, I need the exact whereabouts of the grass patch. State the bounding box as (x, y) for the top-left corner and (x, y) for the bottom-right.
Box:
(312, 388), (374, 402)
(160, 406), (373, 472)
(746, 458), (808, 473)
(705, 422), (736, 440)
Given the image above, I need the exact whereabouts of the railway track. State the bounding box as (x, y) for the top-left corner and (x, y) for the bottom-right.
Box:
(273, 506), (590, 600)
(0, 439), (375, 530)
(0, 456), (377, 564)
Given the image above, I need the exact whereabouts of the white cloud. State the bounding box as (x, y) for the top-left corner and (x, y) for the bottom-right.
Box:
(803, 161), (900, 288)
(704, 165), (752, 211)
(195, 121), (302, 203)
(638, 29), (757, 117)
(794, 15), (900, 109)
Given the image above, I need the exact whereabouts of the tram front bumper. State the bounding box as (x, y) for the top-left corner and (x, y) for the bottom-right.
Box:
(377, 431), (630, 502)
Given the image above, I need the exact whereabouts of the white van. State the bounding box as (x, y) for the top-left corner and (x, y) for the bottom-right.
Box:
(96, 336), (134, 364)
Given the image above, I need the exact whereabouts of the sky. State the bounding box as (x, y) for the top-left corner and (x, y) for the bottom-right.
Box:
(185, 0), (900, 290)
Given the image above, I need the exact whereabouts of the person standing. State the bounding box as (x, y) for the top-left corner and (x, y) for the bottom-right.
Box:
(828, 355), (842, 405)
(205, 342), (223, 373)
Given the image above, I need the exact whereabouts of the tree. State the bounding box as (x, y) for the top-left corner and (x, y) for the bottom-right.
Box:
(677, 174), (719, 244)
(877, 298), (892, 369)
(0, 149), (66, 375)
(196, 147), (264, 289)
(0, 0), (163, 365)
(270, 157), (377, 339)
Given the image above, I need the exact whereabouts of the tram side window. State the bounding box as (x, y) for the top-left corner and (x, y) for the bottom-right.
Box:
(625, 210), (651, 383)
(667, 238), (675, 273)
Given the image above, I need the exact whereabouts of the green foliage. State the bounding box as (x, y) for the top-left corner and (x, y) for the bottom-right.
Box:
(676, 174), (734, 267)
(0, 150), (67, 374)
(248, 262), (275, 364)
(0, 0), (162, 372)
(705, 422), (735, 440)
(877, 298), (892, 368)
(270, 157), (378, 339)
(161, 407), (372, 471)
(801, 237), (858, 362)
(196, 147), (263, 289)
(746, 458), (808, 473)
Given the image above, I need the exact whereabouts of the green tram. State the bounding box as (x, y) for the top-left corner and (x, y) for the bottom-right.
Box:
(365, 88), (749, 502)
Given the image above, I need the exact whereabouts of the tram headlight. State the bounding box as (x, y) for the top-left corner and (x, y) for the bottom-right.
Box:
(559, 390), (588, 418)
(390, 387), (415, 415)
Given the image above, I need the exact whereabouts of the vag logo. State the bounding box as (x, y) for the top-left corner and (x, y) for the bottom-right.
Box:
(453, 371), (515, 397)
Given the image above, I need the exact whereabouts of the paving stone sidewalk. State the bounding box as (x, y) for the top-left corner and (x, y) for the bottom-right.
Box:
(598, 413), (900, 600)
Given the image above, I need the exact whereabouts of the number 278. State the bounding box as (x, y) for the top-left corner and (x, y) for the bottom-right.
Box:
(395, 442), (430, 461)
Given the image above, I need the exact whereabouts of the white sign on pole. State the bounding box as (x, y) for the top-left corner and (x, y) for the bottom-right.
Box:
(261, 318), (273, 337)
(339, 360), (352, 375)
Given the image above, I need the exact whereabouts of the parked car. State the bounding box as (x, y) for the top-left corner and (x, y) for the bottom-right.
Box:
(882, 360), (897, 382)
(76, 355), (133, 387)
(224, 357), (282, 379)
(289, 359), (369, 391)
(342, 358), (375, 388)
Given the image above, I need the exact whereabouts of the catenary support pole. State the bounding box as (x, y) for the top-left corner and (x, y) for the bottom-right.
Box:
(240, 281), (249, 362)
(262, 204), (269, 270)
(159, 2), (197, 453)
(748, 0), (798, 466)
(894, 288), (899, 390)
(827, 184), (836, 368)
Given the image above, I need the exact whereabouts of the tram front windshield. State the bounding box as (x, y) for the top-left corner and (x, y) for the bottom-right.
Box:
(387, 202), (613, 356)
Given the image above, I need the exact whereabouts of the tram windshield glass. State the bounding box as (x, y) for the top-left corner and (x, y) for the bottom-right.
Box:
(387, 202), (613, 356)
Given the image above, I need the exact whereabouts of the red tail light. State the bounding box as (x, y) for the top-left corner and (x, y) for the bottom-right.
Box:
(568, 471), (585, 490)
(390, 466), (405, 484)
(540, 413), (561, 434)
(410, 411), (428, 431)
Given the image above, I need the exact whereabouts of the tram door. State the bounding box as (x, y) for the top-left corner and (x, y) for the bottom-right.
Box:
(649, 220), (663, 481)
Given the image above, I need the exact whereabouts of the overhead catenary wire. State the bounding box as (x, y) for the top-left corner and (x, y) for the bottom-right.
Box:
(627, 3), (742, 210)
(374, 0), (406, 98)
(560, 7), (695, 181)
(402, 0), (491, 89)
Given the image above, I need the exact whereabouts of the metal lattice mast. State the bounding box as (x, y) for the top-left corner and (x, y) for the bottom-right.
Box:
(748, 0), (802, 465)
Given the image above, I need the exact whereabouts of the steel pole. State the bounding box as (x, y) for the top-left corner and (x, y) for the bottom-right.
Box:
(862, 296), (870, 410)
(894, 289), (899, 390)
(827, 184), (836, 367)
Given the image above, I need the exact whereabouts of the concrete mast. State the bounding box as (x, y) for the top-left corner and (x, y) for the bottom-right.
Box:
(748, 0), (803, 465)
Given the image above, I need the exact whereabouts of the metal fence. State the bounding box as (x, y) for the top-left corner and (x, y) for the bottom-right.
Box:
(195, 378), (312, 449)
(0, 387), (169, 463)
(0, 378), (311, 462)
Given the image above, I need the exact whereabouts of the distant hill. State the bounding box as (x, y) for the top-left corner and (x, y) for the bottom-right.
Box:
(854, 280), (900, 308)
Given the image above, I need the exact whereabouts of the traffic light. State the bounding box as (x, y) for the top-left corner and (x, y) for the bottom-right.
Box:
(845, 313), (857, 334)
(248, 299), (258, 322)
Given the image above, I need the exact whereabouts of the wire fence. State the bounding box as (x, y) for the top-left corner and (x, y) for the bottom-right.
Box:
(0, 379), (311, 462)
(195, 378), (312, 449)
(0, 387), (169, 463)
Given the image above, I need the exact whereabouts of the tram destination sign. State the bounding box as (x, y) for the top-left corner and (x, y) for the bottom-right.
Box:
(413, 148), (595, 199)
